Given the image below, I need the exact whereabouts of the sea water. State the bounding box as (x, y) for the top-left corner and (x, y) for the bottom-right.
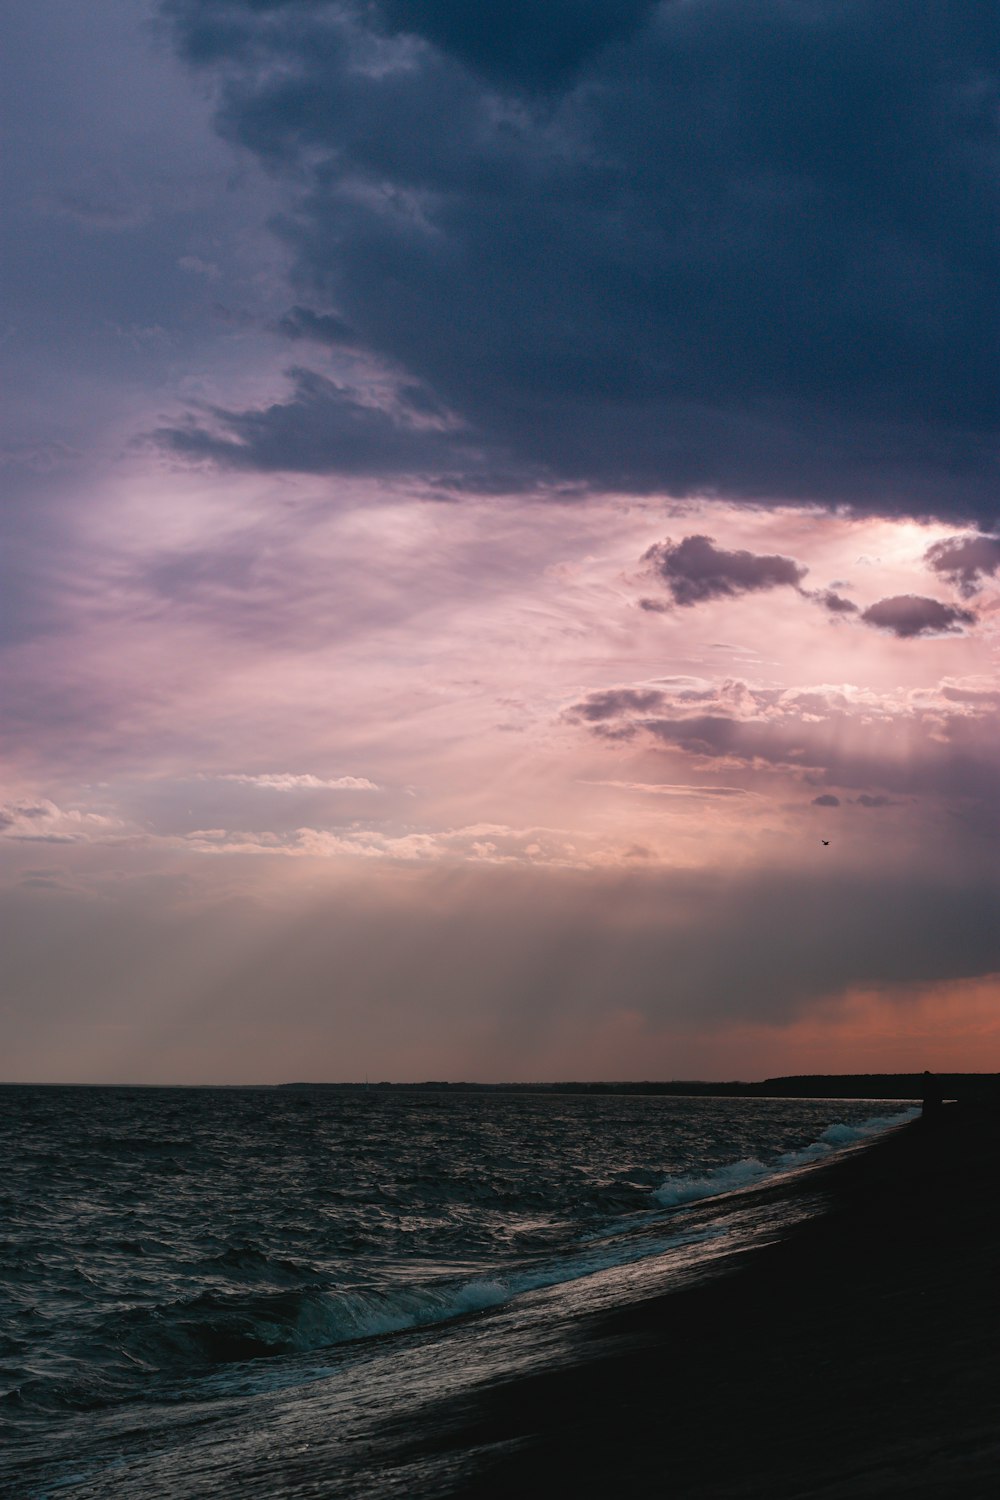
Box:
(0, 1086), (914, 1497)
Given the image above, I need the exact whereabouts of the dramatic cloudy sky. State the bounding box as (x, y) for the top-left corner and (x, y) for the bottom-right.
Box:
(3, 0), (999, 1083)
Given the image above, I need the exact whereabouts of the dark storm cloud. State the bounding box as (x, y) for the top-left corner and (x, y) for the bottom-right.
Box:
(158, 1), (1000, 519)
(643, 535), (806, 607)
(156, 367), (488, 477)
(860, 595), (976, 639)
(925, 534), (1000, 597)
(375, 1), (657, 91)
(277, 306), (357, 347)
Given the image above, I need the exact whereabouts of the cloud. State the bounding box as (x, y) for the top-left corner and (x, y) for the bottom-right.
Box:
(812, 794), (840, 807)
(816, 590), (859, 615)
(177, 254), (221, 279)
(853, 793), (896, 808)
(373, 1), (657, 91)
(586, 780), (752, 798)
(937, 682), (1000, 708)
(183, 820), (586, 867)
(156, 368), (490, 479)
(277, 305), (357, 347)
(571, 687), (665, 722)
(925, 534), (1000, 597)
(860, 595), (976, 639)
(216, 773), (378, 791)
(0, 798), (120, 844)
(642, 535), (806, 607)
(158, 0), (1000, 519)
(568, 677), (1000, 800)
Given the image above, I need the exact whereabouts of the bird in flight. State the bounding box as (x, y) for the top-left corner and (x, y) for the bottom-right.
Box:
(821, 840), (830, 846)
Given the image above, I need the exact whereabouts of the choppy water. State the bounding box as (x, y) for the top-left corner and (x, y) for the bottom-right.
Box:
(0, 1086), (914, 1497)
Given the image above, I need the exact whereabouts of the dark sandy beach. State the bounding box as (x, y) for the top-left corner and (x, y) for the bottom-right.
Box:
(401, 1103), (1000, 1498)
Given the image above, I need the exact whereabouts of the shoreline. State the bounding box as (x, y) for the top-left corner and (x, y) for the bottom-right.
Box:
(400, 1103), (1000, 1497)
(7, 1100), (998, 1498)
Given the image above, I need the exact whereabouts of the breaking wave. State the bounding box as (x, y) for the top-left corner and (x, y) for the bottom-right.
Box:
(653, 1108), (917, 1208)
(1, 1088), (919, 1435)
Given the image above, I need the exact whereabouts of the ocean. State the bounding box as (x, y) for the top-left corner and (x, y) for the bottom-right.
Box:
(0, 1086), (915, 1497)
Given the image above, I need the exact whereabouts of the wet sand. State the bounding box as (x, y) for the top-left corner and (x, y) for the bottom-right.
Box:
(407, 1103), (1000, 1497)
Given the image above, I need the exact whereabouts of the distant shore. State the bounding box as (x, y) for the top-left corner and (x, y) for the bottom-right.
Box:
(402, 1101), (1000, 1497)
(278, 1073), (999, 1100)
(7, 1075), (997, 1099)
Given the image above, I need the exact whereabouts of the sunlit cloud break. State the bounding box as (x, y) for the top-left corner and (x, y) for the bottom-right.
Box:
(214, 773), (379, 792)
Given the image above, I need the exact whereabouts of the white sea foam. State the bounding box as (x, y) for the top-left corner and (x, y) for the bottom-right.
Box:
(653, 1107), (917, 1210)
(653, 1156), (770, 1207)
(775, 1108), (920, 1172)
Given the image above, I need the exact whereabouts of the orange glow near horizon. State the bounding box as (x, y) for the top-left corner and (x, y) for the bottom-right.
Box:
(685, 977), (1000, 1081)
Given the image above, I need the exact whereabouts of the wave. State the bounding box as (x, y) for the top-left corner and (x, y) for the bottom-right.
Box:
(110, 1279), (511, 1374)
(1, 1281), (515, 1419)
(28, 1236), (710, 1403)
(4, 1107), (918, 1415)
(200, 1243), (319, 1282)
(104, 1223), (727, 1382)
(653, 1107), (917, 1209)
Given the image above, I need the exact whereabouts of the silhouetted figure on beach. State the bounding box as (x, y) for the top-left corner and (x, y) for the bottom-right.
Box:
(921, 1070), (943, 1120)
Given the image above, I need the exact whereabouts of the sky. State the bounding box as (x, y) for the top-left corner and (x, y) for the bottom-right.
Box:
(2, 0), (999, 1084)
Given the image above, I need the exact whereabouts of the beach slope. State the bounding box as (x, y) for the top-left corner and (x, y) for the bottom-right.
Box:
(412, 1104), (1000, 1497)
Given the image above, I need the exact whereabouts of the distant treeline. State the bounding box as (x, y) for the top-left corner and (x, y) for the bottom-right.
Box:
(279, 1074), (1000, 1100)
